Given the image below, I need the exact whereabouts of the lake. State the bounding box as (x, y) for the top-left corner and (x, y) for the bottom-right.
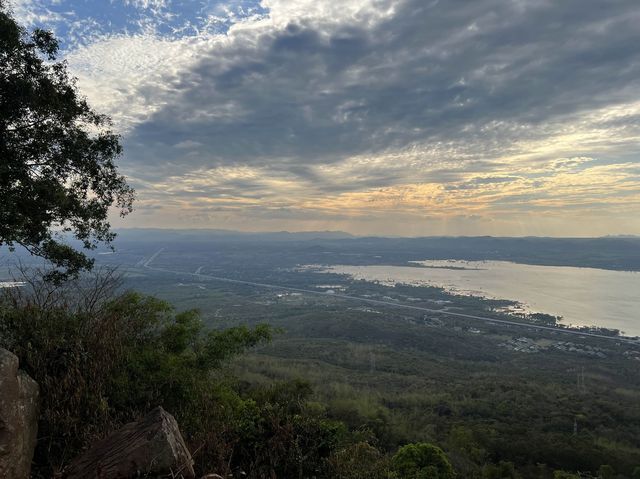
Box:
(314, 260), (640, 336)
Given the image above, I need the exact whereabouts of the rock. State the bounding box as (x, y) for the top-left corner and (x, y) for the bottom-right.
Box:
(65, 406), (195, 479)
(0, 348), (40, 479)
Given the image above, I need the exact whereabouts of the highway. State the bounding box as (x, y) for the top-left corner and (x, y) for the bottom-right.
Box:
(142, 250), (638, 345)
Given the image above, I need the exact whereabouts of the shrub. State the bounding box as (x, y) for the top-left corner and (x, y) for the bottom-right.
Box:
(482, 461), (521, 478)
(0, 270), (271, 476)
(330, 441), (391, 479)
(392, 442), (455, 479)
(230, 380), (347, 478)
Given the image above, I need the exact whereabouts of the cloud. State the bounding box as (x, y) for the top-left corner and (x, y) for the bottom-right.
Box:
(9, 0), (640, 235)
(121, 0), (640, 168)
(121, 0), (168, 9)
(7, 0), (63, 26)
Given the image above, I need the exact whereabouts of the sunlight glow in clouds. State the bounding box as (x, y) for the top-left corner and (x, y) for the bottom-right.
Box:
(10, 0), (640, 236)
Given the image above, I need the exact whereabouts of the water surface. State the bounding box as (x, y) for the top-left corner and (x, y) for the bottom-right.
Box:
(316, 260), (640, 336)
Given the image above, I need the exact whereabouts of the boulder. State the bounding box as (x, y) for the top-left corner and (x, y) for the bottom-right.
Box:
(65, 406), (195, 479)
(0, 348), (40, 479)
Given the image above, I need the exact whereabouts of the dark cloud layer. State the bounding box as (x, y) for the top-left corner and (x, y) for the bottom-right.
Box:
(123, 0), (640, 183)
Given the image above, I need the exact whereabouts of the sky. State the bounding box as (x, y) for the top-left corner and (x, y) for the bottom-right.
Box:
(9, 0), (640, 236)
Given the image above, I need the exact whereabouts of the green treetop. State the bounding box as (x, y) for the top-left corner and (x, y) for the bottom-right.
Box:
(0, 1), (134, 281)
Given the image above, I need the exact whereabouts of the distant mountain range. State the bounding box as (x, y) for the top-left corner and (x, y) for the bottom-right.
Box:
(113, 228), (355, 241)
(113, 228), (640, 241)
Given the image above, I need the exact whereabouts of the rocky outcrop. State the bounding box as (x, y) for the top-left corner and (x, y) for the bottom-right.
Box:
(65, 406), (195, 479)
(0, 348), (40, 479)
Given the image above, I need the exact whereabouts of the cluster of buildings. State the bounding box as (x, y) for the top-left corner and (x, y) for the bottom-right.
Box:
(623, 350), (640, 361)
(499, 337), (609, 358)
(499, 337), (543, 353)
(552, 341), (607, 358)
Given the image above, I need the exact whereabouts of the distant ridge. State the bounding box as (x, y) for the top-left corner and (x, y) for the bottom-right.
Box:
(114, 228), (355, 241)
(104, 232), (640, 272)
(113, 229), (640, 241)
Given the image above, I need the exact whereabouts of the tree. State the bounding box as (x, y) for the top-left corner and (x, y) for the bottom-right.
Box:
(553, 472), (580, 479)
(483, 461), (521, 479)
(392, 442), (455, 479)
(597, 465), (615, 479)
(330, 441), (391, 479)
(0, 2), (134, 280)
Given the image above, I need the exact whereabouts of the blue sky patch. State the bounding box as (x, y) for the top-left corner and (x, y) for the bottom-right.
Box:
(14, 0), (268, 49)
